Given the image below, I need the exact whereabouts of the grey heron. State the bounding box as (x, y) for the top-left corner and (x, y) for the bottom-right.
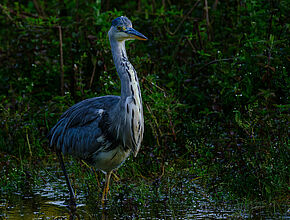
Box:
(48, 16), (147, 206)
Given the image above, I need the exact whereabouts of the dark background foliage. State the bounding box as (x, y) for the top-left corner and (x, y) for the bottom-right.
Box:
(0, 0), (289, 202)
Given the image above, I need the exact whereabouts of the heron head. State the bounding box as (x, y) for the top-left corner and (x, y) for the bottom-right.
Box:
(109, 16), (148, 41)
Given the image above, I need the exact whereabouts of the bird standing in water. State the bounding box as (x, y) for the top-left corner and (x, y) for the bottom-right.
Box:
(48, 16), (147, 206)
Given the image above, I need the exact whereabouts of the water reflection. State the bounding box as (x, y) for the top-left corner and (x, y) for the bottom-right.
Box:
(0, 167), (288, 219)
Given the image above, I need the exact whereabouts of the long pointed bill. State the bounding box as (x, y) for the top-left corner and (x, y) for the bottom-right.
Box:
(126, 27), (148, 41)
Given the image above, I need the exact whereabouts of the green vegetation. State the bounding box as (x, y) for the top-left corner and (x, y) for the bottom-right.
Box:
(0, 0), (289, 212)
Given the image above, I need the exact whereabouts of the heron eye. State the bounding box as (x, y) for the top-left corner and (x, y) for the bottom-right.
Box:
(117, 26), (122, 31)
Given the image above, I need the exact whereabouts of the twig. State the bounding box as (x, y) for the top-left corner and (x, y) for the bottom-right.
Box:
(89, 54), (97, 89)
(142, 76), (165, 92)
(213, 0), (218, 10)
(152, 0), (156, 13)
(92, 168), (101, 188)
(190, 176), (202, 182)
(193, 57), (234, 66)
(162, 0), (166, 10)
(158, 163), (165, 179)
(39, 174), (47, 184)
(112, 172), (120, 182)
(194, 57), (234, 74)
(147, 104), (162, 136)
(196, 22), (203, 50)
(0, 4), (13, 21)
(167, 108), (176, 141)
(185, 36), (197, 53)
(172, 33), (184, 60)
(0, 3), (39, 19)
(164, 0), (200, 35)
(58, 26), (64, 96)
(135, 10), (198, 21)
(26, 129), (32, 157)
(81, 161), (101, 189)
(204, 0), (211, 40)
(145, 103), (161, 147)
(33, 0), (44, 17)
(137, 0), (141, 12)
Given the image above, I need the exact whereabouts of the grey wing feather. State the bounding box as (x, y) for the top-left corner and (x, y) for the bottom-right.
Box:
(48, 95), (120, 160)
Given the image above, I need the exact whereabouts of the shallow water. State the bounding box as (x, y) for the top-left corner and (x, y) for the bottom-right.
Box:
(0, 165), (288, 219)
(0, 192), (247, 219)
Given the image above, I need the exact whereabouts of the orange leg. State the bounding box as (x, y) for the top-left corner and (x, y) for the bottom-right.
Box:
(101, 171), (112, 206)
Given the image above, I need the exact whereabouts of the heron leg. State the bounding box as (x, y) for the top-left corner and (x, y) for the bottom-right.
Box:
(101, 170), (112, 206)
(57, 150), (76, 206)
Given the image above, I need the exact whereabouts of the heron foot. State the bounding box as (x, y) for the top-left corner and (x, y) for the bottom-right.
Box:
(101, 171), (112, 207)
(101, 198), (108, 208)
(68, 198), (77, 211)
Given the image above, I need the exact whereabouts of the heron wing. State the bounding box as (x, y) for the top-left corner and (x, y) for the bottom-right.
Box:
(48, 95), (120, 160)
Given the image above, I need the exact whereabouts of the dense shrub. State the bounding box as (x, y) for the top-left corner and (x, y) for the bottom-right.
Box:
(0, 0), (289, 201)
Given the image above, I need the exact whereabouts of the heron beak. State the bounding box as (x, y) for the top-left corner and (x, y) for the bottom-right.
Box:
(126, 27), (148, 41)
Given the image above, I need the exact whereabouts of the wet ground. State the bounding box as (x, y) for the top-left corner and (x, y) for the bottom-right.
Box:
(0, 163), (289, 219)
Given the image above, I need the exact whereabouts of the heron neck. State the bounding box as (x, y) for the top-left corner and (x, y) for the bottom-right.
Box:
(109, 37), (144, 154)
(110, 39), (140, 102)
(110, 39), (127, 80)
